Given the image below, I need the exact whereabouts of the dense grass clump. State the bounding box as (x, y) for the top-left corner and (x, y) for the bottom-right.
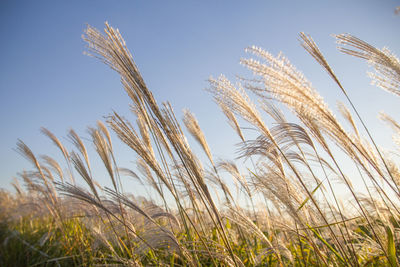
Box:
(1, 23), (400, 266)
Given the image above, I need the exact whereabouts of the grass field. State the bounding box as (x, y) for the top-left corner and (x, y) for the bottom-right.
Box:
(1, 23), (400, 266)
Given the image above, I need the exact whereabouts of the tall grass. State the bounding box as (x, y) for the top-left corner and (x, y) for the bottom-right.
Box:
(1, 23), (400, 266)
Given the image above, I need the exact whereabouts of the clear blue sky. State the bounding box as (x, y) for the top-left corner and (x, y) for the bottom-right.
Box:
(0, 1), (399, 193)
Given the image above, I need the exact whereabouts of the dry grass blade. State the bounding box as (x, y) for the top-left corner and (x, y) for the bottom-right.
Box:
(70, 151), (99, 199)
(68, 129), (90, 171)
(40, 127), (75, 184)
(56, 183), (98, 206)
(241, 45), (345, 144)
(41, 155), (64, 182)
(134, 109), (155, 159)
(380, 112), (400, 152)
(83, 23), (165, 130)
(183, 109), (214, 165)
(16, 140), (41, 170)
(260, 100), (286, 123)
(108, 112), (173, 193)
(208, 75), (272, 141)
(335, 33), (400, 96)
(337, 102), (360, 138)
(218, 160), (251, 197)
(118, 167), (142, 185)
(380, 112), (400, 133)
(299, 32), (343, 90)
(15, 142), (59, 204)
(98, 121), (113, 151)
(300, 33), (400, 200)
(89, 127), (116, 188)
(40, 128), (70, 162)
(218, 102), (245, 142)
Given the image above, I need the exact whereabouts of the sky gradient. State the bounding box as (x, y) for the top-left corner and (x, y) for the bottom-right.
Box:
(0, 1), (399, 193)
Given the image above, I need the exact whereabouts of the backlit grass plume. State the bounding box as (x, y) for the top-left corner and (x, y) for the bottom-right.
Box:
(1, 23), (400, 267)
